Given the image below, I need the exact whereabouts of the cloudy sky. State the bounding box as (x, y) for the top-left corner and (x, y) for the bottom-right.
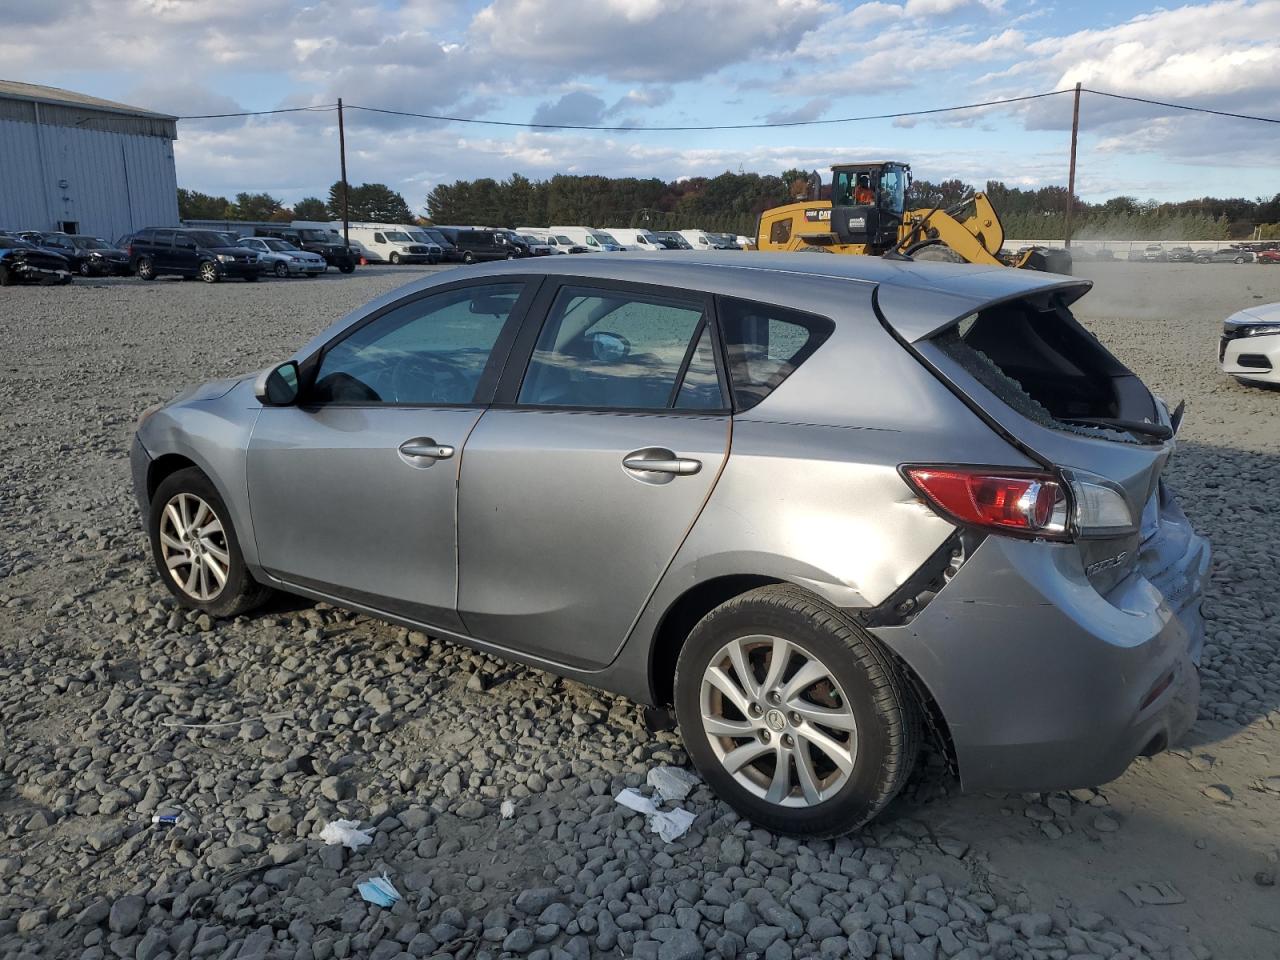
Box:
(5, 0), (1278, 212)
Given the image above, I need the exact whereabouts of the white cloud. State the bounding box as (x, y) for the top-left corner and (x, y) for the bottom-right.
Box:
(531, 92), (609, 127)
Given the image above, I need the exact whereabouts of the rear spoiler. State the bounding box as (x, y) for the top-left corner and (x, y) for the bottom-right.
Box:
(875, 275), (1092, 343)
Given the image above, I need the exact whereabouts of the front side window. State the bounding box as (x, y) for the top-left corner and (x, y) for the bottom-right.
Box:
(373, 233), (386, 244)
(385, 231), (412, 242)
(311, 283), (524, 405)
(718, 297), (834, 411)
(769, 219), (792, 244)
(518, 286), (722, 410)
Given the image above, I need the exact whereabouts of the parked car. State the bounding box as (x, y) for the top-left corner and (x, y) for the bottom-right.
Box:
(346, 226), (436, 264)
(18, 232), (130, 276)
(0, 235), (72, 285)
(549, 226), (624, 252)
(492, 230), (534, 258)
(1093, 248), (1115, 261)
(1166, 247), (1196, 263)
(131, 254), (1208, 836)
(603, 228), (666, 250)
(418, 228), (462, 262)
(128, 228), (261, 282)
(519, 234), (558, 256)
(652, 231), (693, 250)
(1220, 301), (1280, 386)
(255, 227), (356, 273)
(1196, 248), (1254, 264)
(237, 237), (327, 278)
(434, 228), (509, 264)
(1257, 250), (1280, 264)
(1141, 245), (1166, 262)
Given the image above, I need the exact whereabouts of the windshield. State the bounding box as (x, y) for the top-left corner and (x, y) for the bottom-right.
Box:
(554, 235), (573, 244)
(385, 231), (412, 242)
(73, 237), (111, 250)
(594, 232), (618, 244)
(0, 237), (24, 248)
(424, 230), (450, 245)
(188, 231), (234, 247)
(297, 229), (330, 243)
(264, 239), (295, 251)
(409, 232), (432, 243)
(521, 235), (542, 244)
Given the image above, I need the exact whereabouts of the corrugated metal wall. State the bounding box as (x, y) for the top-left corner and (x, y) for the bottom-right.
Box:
(0, 113), (178, 240)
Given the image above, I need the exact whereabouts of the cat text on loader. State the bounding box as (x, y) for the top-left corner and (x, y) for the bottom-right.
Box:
(755, 161), (1072, 273)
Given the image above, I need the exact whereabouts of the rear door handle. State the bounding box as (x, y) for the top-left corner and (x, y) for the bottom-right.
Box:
(622, 447), (702, 483)
(399, 437), (455, 462)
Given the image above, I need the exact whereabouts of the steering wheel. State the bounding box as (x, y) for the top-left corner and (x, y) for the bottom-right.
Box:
(389, 354), (471, 404)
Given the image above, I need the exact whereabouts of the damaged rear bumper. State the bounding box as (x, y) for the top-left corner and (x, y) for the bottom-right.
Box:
(871, 508), (1210, 793)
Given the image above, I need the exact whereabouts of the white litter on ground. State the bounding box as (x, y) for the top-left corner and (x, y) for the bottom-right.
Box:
(500, 799), (516, 819)
(319, 819), (374, 850)
(356, 872), (401, 907)
(614, 787), (697, 842)
(647, 765), (700, 802)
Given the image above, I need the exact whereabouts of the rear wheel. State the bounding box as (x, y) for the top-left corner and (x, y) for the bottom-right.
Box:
(199, 261), (219, 283)
(136, 257), (156, 280)
(339, 262), (355, 274)
(274, 261), (290, 278)
(462, 251), (475, 264)
(674, 585), (919, 836)
(79, 261), (93, 277)
(148, 468), (272, 618)
(1234, 256), (1246, 264)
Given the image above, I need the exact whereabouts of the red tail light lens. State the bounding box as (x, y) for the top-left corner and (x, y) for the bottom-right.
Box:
(903, 466), (1070, 539)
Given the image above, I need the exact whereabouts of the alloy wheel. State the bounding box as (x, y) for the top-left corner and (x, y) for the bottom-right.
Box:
(137, 258), (154, 280)
(274, 261), (289, 277)
(200, 262), (218, 283)
(158, 492), (230, 601)
(700, 634), (858, 807)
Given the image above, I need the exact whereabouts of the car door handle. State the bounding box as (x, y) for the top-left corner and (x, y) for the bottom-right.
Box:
(622, 448), (702, 476)
(399, 438), (455, 460)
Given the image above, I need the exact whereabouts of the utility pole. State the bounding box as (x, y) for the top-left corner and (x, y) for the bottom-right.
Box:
(337, 97), (350, 247)
(1064, 82), (1081, 249)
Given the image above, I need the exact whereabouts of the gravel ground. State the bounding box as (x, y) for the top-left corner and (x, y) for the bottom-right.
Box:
(1, 261), (1278, 960)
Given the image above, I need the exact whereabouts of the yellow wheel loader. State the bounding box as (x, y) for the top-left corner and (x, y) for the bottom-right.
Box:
(756, 162), (1071, 273)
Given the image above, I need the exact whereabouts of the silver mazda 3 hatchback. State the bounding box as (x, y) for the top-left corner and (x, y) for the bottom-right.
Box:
(132, 254), (1209, 836)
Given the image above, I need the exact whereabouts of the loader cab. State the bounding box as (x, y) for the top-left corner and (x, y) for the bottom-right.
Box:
(829, 162), (909, 249)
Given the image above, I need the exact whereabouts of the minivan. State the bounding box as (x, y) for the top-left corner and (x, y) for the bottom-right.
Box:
(129, 228), (261, 282)
(434, 228), (510, 264)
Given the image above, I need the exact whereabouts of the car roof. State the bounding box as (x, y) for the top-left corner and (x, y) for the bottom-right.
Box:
(296, 253), (1091, 358)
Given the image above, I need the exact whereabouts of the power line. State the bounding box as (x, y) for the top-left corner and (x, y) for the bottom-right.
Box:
(1080, 88), (1280, 125)
(173, 88), (1280, 129)
(344, 90), (1073, 131)
(176, 104), (337, 120)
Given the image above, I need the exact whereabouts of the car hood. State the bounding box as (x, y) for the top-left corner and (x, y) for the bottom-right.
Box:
(1226, 301), (1280, 325)
(210, 245), (257, 255)
(172, 374), (253, 404)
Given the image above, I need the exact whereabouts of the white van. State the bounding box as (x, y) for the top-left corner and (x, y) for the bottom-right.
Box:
(678, 229), (721, 250)
(549, 226), (624, 252)
(603, 228), (666, 251)
(520, 229), (590, 254)
(344, 223), (439, 264)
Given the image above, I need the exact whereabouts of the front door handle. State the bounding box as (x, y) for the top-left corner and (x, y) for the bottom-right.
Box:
(622, 447), (702, 484)
(399, 437), (455, 462)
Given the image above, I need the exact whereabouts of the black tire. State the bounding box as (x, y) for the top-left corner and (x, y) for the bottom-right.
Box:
(304, 272), (318, 278)
(1234, 257), (1246, 264)
(0, 265), (11, 287)
(148, 467), (272, 618)
(244, 272), (258, 282)
(674, 584), (919, 837)
(199, 261), (219, 283)
(60, 275), (73, 285)
(274, 261), (290, 278)
(136, 257), (156, 280)
(339, 262), (355, 274)
(907, 241), (967, 264)
(390, 252), (402, 265)
(79, 261), (93, 277)
(462, 251), (475, 264)
(506, 251), (517, 260)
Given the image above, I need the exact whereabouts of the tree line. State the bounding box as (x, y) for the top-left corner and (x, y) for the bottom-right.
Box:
(179, 172), (1280, 241)
(177, 182), (413, 224)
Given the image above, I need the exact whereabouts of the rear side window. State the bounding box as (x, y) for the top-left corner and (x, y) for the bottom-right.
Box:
(717, 297), (834, 411)
(934, 299), (1156, 435)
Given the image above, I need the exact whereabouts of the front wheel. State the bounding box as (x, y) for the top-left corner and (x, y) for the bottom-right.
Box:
(148, 468), (272, 618)
(79, 261), (93, 277)
(338, 262), (355, 274)
(1234, 257), (1246, 264)
(199, 261), (219, 283)
(390, 252), (402, 265)
(674, 585), (919, 836)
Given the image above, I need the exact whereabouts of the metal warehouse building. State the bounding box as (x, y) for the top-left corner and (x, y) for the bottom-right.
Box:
(0, 80), (178, 240)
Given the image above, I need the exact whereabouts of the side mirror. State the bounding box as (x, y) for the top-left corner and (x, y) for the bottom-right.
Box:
(255, 361), (300, 406)
(587, 331), (631, 363)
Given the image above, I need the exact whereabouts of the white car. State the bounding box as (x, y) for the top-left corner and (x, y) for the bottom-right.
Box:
(1221, 301), (1280, 385)
(238, 237), (327, 278)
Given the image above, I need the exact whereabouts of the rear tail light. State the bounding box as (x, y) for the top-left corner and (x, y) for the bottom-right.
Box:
(903, 466), (1138, 540)
(903, 467), (1069, 539)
